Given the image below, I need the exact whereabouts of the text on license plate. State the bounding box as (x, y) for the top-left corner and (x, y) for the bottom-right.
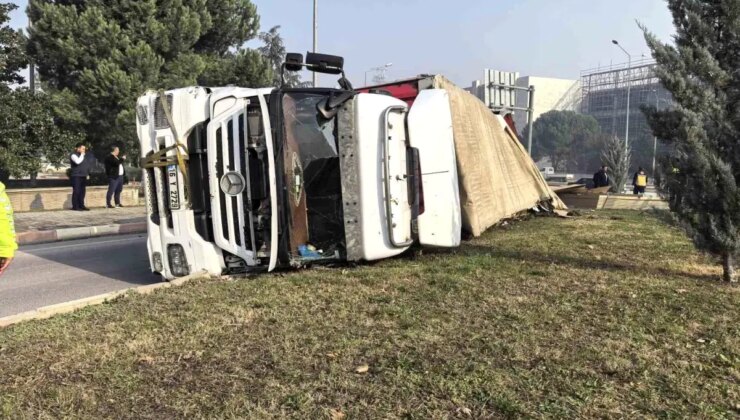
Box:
(167, 165), (180, 210)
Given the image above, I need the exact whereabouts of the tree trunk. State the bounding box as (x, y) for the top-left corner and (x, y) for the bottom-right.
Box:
(722, 252), (736, 283)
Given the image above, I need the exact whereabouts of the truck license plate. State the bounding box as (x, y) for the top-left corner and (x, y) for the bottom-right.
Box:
(167, 165), (180, 210)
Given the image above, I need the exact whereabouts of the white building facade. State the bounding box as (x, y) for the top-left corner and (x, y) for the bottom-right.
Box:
(468, 71), (581, 134)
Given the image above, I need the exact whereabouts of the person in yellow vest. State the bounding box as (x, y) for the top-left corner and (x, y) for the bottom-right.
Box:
(632, 167), (648, 196)
(0, 181), (18, 276)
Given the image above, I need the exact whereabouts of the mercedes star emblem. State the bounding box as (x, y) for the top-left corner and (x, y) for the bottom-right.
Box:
(220, 171), (246, 196)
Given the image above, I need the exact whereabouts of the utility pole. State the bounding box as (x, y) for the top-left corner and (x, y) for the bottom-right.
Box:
(29, 61), (35, 94)
(28, 18), (35, 94)
(650, 91), (670, 176)
(526, 86), (535, 155)
(312, 0), (318, 87)
(612, 40), (632, 156)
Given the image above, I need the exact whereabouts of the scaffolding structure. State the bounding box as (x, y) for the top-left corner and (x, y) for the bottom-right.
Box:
(581, 59), (672, 173)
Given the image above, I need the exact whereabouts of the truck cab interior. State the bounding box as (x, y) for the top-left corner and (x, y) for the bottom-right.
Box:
(273, 53), (355, 265)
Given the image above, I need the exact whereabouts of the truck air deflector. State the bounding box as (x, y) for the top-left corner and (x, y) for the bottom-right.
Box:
(258, 93), (279, 272)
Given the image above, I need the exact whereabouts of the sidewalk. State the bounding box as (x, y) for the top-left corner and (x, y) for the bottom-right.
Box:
(14, 207), (147, 245)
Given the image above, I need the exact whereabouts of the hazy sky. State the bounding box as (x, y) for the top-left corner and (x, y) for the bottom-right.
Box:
(8, 0), (676, 87)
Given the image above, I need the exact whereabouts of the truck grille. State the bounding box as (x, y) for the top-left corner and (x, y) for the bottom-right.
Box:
(143, 145), (173, 229)
(136, 105), (148, 125)
(153, 94), (174, 129)
(211, 111), (255, 261)
(144, 167), (160, 225)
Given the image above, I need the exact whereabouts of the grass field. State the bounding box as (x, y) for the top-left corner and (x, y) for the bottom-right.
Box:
(0, 210), (738, 418)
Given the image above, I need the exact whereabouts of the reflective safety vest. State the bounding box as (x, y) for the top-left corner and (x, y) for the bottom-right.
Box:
(636, 174), (647, 187)
(0, 182), (17, 259)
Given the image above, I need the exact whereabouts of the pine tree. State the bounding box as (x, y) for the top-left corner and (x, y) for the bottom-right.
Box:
(259, 25), (300, 88)
(601, 135), (631, 194)
(0, 2), (26, 87)
(642, 0), (740, 282)
(28, 0), (270, 158)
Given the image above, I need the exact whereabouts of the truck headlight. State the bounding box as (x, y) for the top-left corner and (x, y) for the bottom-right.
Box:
(152, 252), (164, 273)
(167, 244), (190, 277)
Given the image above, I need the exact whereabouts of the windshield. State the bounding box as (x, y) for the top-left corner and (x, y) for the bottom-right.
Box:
(283, 93), (338, 162)
(282, 92), (344, 258)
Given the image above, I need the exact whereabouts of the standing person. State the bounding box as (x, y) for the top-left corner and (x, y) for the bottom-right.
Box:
(0, 181), (17, 277)
(633, 167), (648, 196)
(104, 146), (126, 208)
(70, 143), (93, 211)
(593, 165), (610, 188)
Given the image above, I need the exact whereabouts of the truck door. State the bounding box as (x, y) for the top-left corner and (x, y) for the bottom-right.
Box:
(407, 89), (461, 247)
(383, 105), (414, 248)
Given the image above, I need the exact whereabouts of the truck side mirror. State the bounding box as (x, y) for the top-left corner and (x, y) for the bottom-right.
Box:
(285, 53), (304, 72)
(306, 52), (344, 75)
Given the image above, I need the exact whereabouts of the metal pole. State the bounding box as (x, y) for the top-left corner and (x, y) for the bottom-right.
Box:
(612, 40), (632, 157)
(312, 0), (317, 87)
(624, 54), (631, 155)
(28, 18), (35, 94)
(652, 136), (657, 176)
(29, 61), (35, 93)
(527, 85), (535, 155)
(651, 94), (662, 176)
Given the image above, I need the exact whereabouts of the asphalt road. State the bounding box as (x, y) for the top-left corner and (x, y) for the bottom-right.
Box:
(0, 234), (161, 318)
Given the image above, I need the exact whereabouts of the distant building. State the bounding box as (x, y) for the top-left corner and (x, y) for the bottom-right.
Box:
(580, 59), (672, 173)
(513, 76), (581, 132)
(468, 70), (581, 134)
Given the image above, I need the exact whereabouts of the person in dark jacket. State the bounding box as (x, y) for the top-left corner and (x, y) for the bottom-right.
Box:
(593, 165), (610, 188)
(70, 143), (94, 211)
(104, 146), (126, 208)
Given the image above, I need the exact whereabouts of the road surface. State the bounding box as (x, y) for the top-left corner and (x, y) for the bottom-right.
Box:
(0, 234), (161, 318)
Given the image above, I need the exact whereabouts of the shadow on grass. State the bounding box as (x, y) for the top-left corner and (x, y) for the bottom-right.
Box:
(426, 243), (717, 283)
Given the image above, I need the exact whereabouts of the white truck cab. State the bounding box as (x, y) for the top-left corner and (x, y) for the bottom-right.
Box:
(137, 53), (461, 280)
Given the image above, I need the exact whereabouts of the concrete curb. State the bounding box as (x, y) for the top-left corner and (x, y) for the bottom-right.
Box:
(0, 271), (209, 329)
(16, 221), (148, 245)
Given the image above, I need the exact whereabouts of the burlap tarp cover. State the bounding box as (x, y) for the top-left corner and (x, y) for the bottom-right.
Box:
(432, 75), (566, 236)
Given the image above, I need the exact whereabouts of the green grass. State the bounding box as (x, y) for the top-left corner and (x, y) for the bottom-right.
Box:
(0, 210), (738, 419)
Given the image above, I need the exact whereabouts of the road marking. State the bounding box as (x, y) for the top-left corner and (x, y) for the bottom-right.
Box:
(21, 235), (145, 253)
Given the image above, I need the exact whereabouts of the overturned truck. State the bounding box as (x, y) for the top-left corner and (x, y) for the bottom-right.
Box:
(137, 53), (563, 280)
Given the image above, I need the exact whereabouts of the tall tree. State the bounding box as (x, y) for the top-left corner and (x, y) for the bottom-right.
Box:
(526, 110), (605, 172)
(28, 0), (270, 158)
(642, 0), (740, 282)
(0, 89), (80, 182)
(0, 2), (26, 87)
(601, 134), (631, 194)
(0, 2), (80, 181)
(259, 25), (300, 87)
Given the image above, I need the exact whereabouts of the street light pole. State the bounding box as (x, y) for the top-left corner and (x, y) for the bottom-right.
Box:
(28, 18), (35, 94)
(649, 91), (669, 176)
(612, 40), (632, 156)
(527, 85), (535, 155)
(312, 0), (318, 87)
